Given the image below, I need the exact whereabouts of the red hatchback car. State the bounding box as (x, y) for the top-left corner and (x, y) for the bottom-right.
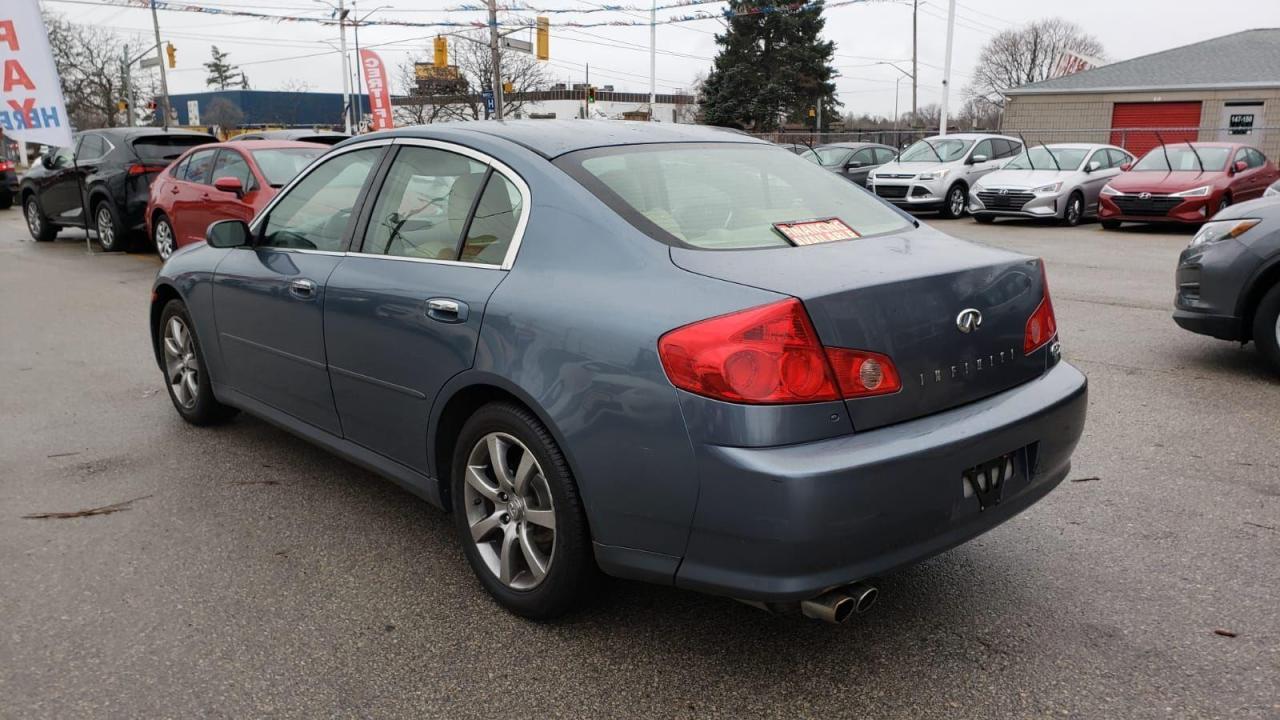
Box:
(1098, 142), (1279, 228)
(146, 140), (325, 259)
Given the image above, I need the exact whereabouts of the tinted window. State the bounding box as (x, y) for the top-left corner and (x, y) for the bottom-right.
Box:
(297, 135), (348, 146)
(362, 146), (486, 260)
(250, 148), (325, 187)
(567, 143), (912, 250)
(132, 135), (209, 163)
(460, 174), (523, 265)
(261, 147), (381, 251)
(212, 150), (253, 188)
(76, 135), (109, 161)
(182, 149), (218, 184)
(991, 139), (1011, 158)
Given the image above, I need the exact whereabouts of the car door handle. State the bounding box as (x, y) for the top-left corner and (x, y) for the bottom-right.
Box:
(289, 278), (317, 299)
(425, 297), (468, 323)
(169, 187), (179, 195)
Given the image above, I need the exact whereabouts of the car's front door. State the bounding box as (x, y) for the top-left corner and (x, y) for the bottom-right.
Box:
(201, 148), (260, 229)
(211, 144), (386, 434)
(36, 144), (79, 221)
(842, 148), (877, 187)
(323, 142), (526, 474)
(1079, 148), (1119, 214)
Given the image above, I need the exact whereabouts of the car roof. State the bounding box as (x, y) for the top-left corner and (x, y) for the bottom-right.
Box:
(1033, 143), (1119, 150)
(370, 120), (769, 158)
(222, 140), (329, 150)
(233, 129), (349, 140)
(817, 142), (893, 149)
(919, 133), (1015, 141)
(80, 127), (211, 140)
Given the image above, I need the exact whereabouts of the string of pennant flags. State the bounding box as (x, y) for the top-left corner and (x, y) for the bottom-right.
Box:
(444, 0), (723, 13)
(103, 0), (876, 30)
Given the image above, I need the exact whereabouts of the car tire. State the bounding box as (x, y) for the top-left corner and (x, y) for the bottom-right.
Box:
(1252, 283), (1280, 376)
(24, 195), (56, 242)
(939, 183), (967, 219)
(93, 199), (127, 252)
(153, 215), (177, 261)
(1060, 192), (1084, 227)
(451, 401), (597, 620)
(1101, 219), (1122, 230)
(158, 299), (239, 426)
(974, 213), (995, 224)
(1214, 196), (1231, 219)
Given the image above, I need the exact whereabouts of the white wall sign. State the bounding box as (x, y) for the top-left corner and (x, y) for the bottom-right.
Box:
(187, 100), (200, 127)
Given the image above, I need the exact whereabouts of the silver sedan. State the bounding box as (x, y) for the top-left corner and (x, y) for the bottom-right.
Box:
(969, 143), (1134, 226)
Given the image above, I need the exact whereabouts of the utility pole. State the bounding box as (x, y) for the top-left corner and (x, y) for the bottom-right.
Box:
(150, 0), (171, 129)
(488, 0), (504, 120)
(648, 0), (656, 116)
(121, 45), (131, 128)
(338, 0), (352, 134)
(352, 2), (362, 132)
(938, 0), (956, 136)
(911, 0), (918, 124)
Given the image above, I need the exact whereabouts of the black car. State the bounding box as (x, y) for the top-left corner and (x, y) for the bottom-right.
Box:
(228, 129), (349, 145)
(1174, 196), (1280, 374)
(800, 142), (898, 187)
(20, 128), (211, 250)
(0, 138), (18, 210)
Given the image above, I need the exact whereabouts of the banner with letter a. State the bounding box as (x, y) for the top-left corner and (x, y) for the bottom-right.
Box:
(0, 0), (73, 147)
(359, 49), (394, 132)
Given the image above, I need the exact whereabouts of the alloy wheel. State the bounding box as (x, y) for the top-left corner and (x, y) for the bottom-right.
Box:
(949, 187), (966, 216)
(155, 219), (175, 260)
(25, 200), (41, 237)
(463, 432), (557, 590)
(1066, 196), (1081, 225)
(96, 206), (116, 249)
(163, 316), (199, 409)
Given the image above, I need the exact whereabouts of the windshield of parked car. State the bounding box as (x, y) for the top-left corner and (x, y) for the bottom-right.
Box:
(132, 135), (210, 162)
(1004, 147), (1089, 171)
(802, 147), (855, 167)
(898, 138), (971, 163)
(251, 148), (326, 187)
(562, 143), (913, 250)
(1133, 146), (1230, 172)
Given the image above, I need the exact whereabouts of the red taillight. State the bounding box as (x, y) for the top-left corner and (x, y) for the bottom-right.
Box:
(658, 298), (900, 405)
(128, 163), (167, 176)
(1024, 262), (1058, 354)
(0, 160), (14, 172)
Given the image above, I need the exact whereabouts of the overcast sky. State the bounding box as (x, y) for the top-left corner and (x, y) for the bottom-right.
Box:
(42, 0), (1280, 118)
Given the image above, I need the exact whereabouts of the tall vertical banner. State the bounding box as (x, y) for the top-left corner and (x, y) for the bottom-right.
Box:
(0, 0), (73, 148)
(359, 49), (394, 132)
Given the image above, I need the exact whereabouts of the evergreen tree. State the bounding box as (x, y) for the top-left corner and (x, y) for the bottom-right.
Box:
(204, 46), (241, 90)
(700, 1), (840, 131)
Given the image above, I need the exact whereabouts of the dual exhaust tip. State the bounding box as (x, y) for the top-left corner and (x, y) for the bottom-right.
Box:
(799, 582), (879, 624)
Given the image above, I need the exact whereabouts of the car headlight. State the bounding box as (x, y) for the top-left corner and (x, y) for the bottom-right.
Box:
(917, 169), (948, 181)
(1032, 182), (1063, 194)
(1189, 218), (1260, 247)
(1100, 184), (1122, 196)
(1171, 185), (1212, 198)
(1264, 185), (1278, 197)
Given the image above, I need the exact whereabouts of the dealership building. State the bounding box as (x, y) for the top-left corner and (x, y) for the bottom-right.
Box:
(1003, 29), (1280, 160)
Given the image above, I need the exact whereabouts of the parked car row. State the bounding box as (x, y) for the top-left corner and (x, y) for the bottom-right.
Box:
(17, 127), (342, 254)
(799, 135), (1280, 230)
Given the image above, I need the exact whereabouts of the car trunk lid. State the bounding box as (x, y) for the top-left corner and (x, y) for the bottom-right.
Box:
(670, 228), (1050, 430)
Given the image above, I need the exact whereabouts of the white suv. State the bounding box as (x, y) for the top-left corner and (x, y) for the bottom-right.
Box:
(868, 134), (1023, 218)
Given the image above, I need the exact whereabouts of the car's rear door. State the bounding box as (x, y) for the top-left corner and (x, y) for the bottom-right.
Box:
(171, 149), (217, 245)
(323, 141), (525, 474)
(211, 143), (387, 434)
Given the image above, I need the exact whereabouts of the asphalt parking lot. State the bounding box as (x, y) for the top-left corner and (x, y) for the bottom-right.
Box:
(1, 211), (1277, 719)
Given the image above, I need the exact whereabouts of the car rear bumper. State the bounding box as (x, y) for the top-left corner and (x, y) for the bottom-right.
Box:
(674, 360), (1088, 602)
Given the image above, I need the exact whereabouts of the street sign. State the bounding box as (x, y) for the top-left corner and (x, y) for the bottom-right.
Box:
(501, 37), (533, 54)
(482, 90), (495, 115)
(140, 56), (161, 70)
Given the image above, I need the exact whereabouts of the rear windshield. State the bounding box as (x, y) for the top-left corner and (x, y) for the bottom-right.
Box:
(132, 135), (210, 162)
(1133, 146), (1230, 172)
(560, 143), (912, 250)
(1005, 147), (1088, 170)
(250, 147), (325, 186)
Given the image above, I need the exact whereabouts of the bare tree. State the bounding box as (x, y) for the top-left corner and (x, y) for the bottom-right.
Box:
(204, 97), (244, 132)
(43, 12), (130, 129)
(280, 79), (315, 93)
(964, 18), (1104, 116)
(398, 30), (548, 122)
(394, 58), (455, 126)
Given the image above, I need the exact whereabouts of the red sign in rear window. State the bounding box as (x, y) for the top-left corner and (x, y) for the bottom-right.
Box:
(772, 217), (860, 246)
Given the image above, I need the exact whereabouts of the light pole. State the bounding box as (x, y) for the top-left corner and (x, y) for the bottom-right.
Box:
(648, 0), (656, 116)
(893, 75), (901, 138)
(487, 0), (504, 120)
(350, 3), (390, 133)
(938, 0), (956, 136)
(314, 0), (353, 134)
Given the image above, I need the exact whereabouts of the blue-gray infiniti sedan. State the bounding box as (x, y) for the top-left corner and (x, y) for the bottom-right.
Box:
(150, 121), (1087, 623)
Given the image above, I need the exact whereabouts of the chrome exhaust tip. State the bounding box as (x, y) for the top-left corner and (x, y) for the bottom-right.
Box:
(845, 581), (879, 615)
(800, 590), (857, 624)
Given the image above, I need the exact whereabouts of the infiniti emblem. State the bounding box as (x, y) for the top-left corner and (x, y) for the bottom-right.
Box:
(1139, 191), (1152, 199)
(956, 308), (983, 334)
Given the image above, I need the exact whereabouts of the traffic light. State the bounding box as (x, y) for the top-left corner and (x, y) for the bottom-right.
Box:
(434, 36), (448, 67)
(502, 81), (514, 94)
(587, 86), (596, 104)
(536, 16), (549, 61)
(117, 99), (128, 112)
(166, 42), (176, 69)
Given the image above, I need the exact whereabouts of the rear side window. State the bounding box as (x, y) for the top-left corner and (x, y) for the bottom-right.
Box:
(132, 135), (209, 163)
(362, 146), (487, 261)
(460, 174), (523, 265)
(76, 134), (109, 162)
(562, 143), (912, 250)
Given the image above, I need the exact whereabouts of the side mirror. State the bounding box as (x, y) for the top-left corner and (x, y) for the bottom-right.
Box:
(846, 160), (863, 169)
(213, 176), (245, 197)
(969, 154), (988, 165)
(1086, 160), (1102, 173)
(1233, 160), (1248, 174)
(206, 219), (251, 248)
(41, 153), (54, 169)
(1120, 162), (1133, 172)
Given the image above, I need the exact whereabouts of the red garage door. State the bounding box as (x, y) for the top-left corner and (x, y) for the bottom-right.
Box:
(1110, 102), (1202, 159)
